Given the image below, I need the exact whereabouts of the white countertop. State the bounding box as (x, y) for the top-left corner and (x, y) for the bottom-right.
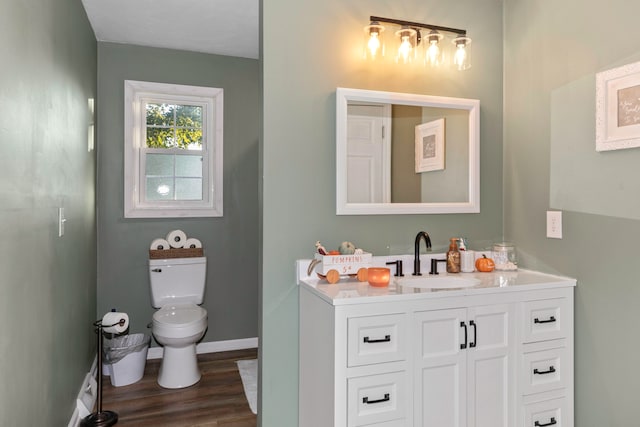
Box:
(296, 256), (576, 306)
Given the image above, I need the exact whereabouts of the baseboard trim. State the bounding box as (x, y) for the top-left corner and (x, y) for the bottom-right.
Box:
(146, 337), (259, 359)
(68, 357), (98, 427)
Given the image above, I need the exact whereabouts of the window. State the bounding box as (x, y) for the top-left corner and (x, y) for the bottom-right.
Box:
(124, 81), (223, 217)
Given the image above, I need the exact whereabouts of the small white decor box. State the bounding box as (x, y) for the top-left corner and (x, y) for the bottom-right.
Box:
(313, 252), (372, 277)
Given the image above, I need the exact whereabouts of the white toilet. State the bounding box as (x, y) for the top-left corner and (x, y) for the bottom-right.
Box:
(149, 256), (208, 389)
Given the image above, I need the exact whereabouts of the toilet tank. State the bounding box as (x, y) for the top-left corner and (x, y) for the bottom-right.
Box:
(149, 257), (207, 308)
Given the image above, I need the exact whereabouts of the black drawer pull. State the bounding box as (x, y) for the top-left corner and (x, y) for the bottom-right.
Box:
(363, 393), (390, 405)
(469, 320), (477, 348)
(534, 417), (557, 426)
(363, 335), (391, 344)
(151, 268), (162, 273)
(533, 366), (556, 375)
(460, 322), (467, 349)
(534, 316), (556, 324)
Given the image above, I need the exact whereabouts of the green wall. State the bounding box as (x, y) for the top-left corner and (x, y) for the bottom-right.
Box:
(504, 0), (640, 425)
(97, 43), (260, 344)
(0, 0), (97, 424)
(261, 0), (504, 424)
(391, 105), (422, 203)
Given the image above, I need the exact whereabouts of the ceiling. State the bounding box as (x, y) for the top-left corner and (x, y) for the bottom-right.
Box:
(81, 0), (259, 59)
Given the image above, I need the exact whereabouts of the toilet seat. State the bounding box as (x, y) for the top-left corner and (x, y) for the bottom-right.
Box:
(153, 304), (207, 338)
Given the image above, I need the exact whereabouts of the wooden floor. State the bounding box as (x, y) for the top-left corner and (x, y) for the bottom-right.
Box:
(101, 348), (258, 426)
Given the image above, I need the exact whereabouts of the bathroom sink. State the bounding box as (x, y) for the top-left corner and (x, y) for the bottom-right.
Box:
(395, 276), (480, 289)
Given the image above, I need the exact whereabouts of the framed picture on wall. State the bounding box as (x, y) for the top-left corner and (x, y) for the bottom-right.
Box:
(596, 60), (640, 151)
(415, 118), (445, 173)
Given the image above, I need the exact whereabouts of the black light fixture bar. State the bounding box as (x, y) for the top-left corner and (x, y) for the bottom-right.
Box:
(370, 15), (466, 36)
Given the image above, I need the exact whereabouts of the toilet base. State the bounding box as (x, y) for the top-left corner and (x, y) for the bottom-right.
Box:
(157, 343), (201, 389)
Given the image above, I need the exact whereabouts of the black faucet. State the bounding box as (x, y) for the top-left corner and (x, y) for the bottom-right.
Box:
(413, 231), (432, 276)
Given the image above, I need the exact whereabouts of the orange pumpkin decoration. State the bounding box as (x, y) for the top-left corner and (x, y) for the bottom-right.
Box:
(475, 255), (495, 272)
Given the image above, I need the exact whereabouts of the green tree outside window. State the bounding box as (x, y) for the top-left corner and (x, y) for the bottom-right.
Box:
(146, 103), (203, 149)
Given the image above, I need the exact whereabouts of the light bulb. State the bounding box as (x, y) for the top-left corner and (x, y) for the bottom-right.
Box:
(363, 21), (385, 60)
(368, 32), (381, 58)
(399, 35), (413, 62)
(454, 44), (467, 70)
(426, 41), (440, 66)
(395, 27), (416, 64)
(424, 31), (443, 67)
(452, 36), (472, 70)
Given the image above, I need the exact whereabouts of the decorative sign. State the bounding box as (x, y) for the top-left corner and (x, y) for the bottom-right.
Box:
(596, 61), (640, 151)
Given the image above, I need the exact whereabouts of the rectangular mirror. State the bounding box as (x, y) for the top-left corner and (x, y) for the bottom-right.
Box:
(336, 88), (480, 215)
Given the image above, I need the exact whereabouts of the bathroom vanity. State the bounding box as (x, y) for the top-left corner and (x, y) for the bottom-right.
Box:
(297, 257), (575, 427)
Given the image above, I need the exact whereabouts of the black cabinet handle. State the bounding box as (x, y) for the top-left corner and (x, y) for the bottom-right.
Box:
(363, 335), (391, 344)
(151, 268), (162, 273)
(533, 366), (556, 375)
(460, 322), (467, 349)
(534, 316), (556, 324)
(534, 417), (557, 426)
(363, 393), (390, 404)
(469, 320), (477, 348)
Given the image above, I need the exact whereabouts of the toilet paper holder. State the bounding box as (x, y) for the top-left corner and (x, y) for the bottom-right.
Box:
(81, 314), (129, 427)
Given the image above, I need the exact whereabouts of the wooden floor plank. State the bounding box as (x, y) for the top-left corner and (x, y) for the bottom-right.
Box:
(101, 348), (257, 426)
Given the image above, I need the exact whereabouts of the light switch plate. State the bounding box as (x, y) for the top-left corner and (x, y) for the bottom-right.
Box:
(546, 211), (562, 239)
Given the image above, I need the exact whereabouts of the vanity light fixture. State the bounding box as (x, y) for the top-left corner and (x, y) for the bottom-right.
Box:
(363, 15), (472, 70)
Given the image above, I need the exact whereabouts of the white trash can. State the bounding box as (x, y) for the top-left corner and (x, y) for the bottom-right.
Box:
(103, 333), (150, 387)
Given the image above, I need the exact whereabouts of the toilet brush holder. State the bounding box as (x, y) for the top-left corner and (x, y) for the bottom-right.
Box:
(81, 316), (127, 427)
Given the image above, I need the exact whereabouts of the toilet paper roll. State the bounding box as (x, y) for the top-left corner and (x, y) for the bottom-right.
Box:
(102, 312), (129, 334)
(150, 238), (171, 250)
(166, 230), (187, 248)
(184, 238), (202, 249)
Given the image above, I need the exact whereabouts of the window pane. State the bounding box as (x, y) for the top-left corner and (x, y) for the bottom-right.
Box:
(146, 127), (176, 148)
(146, 153), (174, 176)
(176, 105), (202, 128)
(177, 128), (203, 149)
(146, 103), (175, 126)
(175, 155), (202, 177)
(175, 178), (203, 200)
(146, 177), (174, 200)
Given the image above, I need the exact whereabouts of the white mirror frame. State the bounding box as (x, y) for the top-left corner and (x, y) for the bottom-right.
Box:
(336, 87), (480, 215)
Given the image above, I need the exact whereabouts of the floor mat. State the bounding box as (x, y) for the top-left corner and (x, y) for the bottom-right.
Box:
(236, 359), (257, 414)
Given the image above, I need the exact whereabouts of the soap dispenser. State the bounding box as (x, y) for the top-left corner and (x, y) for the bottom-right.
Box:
(446, 238), (461, 273)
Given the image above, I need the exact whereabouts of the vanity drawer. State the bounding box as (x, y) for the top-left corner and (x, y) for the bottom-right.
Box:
(347, 313), (407, 367)
(347, 371), (408, 427)
(521, 342), (569, 395)
(523, 397), (569, 427)
(522, 298), (570, 343)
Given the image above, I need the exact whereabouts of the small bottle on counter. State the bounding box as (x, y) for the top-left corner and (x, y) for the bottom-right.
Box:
(446, 238), (461, 273)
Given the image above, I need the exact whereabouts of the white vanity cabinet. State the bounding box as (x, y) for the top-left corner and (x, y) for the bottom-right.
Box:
(518, 295), (574, 427)
(298, 267), (575, 427)
(414, 303), (515, 427)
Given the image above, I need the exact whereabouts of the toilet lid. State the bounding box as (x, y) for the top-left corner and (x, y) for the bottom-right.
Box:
(153, 304), (207, 328)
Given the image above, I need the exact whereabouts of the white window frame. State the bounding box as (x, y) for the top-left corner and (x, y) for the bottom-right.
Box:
(124, 80), (223, 218)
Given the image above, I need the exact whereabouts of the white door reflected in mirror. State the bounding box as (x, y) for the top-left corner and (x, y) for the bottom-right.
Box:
(346, 103), (391, 203)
